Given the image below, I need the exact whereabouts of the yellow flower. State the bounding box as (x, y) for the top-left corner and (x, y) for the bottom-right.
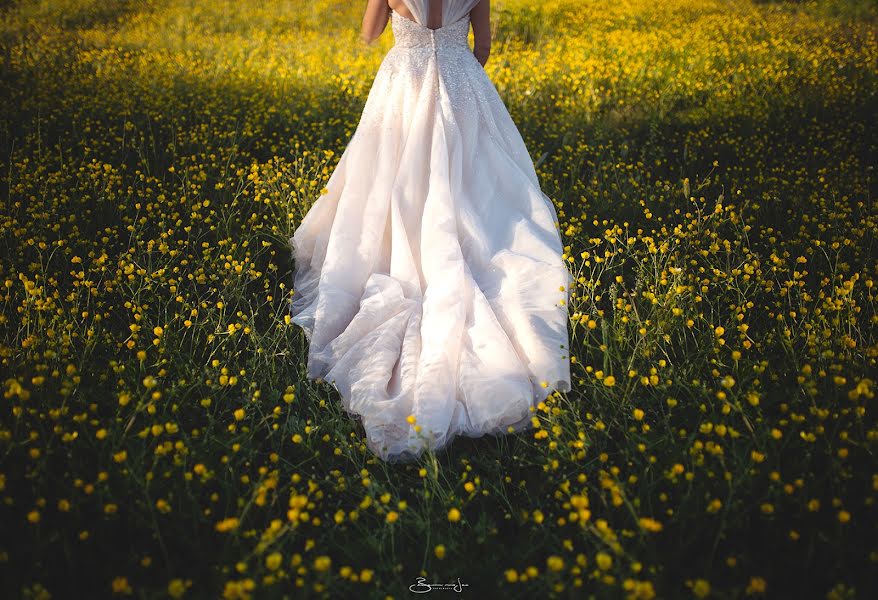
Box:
(604, 375), (616, 387)
(546, 555), (564, 571)
(638, 517), (663, 532)
(447, 508), (461, 522)
(745, 576), (767, 595)
(692, 578), (711, 598)
(168, 578), (187, 598)
(111, 576), (133, 594)
(434, 544), (446, 559)
(214, 517), (239, 532)
(265, 552), (282, 571)
(313, 556), (331, 572)
(596, 552), (612, 570)
(385, 511), (399, 523)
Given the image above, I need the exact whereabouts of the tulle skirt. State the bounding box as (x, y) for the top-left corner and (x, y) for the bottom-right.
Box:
(290, 19), (572, 462)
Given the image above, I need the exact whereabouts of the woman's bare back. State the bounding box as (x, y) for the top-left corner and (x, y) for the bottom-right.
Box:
(362, 0), (492, 66)
(387, 0), (444, 30)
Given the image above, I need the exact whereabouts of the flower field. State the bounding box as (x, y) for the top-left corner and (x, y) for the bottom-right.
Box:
(0, 0), (876, 598)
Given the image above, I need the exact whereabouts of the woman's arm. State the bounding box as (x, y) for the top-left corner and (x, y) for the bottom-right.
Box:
(470, 0), (491, 67)
(361, 0), (391, 45)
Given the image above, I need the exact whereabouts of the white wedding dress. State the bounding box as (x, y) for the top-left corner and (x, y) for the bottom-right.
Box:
(289, 0), (572, 462)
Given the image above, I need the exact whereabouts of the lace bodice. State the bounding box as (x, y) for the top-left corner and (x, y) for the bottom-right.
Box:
(391, 10), (471, 49)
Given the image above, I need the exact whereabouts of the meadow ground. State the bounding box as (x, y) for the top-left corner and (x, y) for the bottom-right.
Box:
(0, 0), (877, 598)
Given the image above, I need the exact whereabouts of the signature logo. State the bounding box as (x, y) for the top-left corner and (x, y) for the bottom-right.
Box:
(408, 576), (469, 593)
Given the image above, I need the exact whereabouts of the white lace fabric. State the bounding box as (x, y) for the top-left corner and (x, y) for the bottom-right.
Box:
(290, 0), (572, 462)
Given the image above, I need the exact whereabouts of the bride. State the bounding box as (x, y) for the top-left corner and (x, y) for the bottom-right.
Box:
(289, 0), (572, 462)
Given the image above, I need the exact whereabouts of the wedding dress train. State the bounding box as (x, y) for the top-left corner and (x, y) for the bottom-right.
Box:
(289, 0), (572, 462)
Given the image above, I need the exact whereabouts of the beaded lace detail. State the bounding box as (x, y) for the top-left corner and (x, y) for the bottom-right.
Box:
(355, 10), (481, 138)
